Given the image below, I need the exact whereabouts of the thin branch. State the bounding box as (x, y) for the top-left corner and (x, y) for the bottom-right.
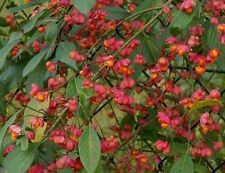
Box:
(116, 5), (169, 28)
(86, 3), (169, 58)
(92, 98), (113, 118)
(109, 102), (120, 126)
(5, 78), (27, 108)
(211, 160), (225, 173)
(113, 0), (172, 57)
(137, 82), (179, 103)
(171, 65), (225, 74)
(105, 117), (157, 165)
(205, 160), (214, 172)
(0, 0), (7, 13)
(42, 108), (68, 142)
(156, 157), (167, 172)
(22, 105), (47, 115)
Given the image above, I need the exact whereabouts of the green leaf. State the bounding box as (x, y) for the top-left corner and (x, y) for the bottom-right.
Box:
(69, 25), (82, 36)
(71, 0), (96, 16)
(194, 163), (208, 173)
(0, 100), (5, 114)
(77, 93), (90, 120)
(66, 81), (76, 99)
(104, 7), (130, 20)
(22, 11), (46, 33)
(0, 32), (23, 70)
(0, 17), (8, 27)
(129, 49), (143, 80)
(3, 144), (38, 173)
(0, 58), (25, 99)
(22, 48), (48, 77)
(9, 0), (47, 13)
(45, 22), (58, 43)
(133, 0), (152, 13)
(133, 0), (162, 14)
(169, 143), (188, 156)
(25, 32), (45, 47)
(66, 79), (77, 98)
(130, 34), (159, 80)
(46, 21), (61, 59)
(25, 61), (48, 92)
(18, 136), (29, 151)
(0, 37), (7, 47)
(0, 136), (11, 166)
(73, 77), (83, 96)
(79, 160), (104, 173)
(139, 108), (161, 141)
(94, 159), (104, 173)
(56, 41), (78, 70)
(45, 21), (59, 59)
(57, 168), (73, 173)
(170, 154), (194, 173)
(79, 125), (101, 173)
(38, 142), (58, 166)
(10, 3), (35, 13)
(0, 109), (23, 151)
(65, 77), (92, 119)
(121, 114), (136, 127)
(203, 23), (220, 49)
(170, 7), (198, 36)
(145, 36), (159, 64)
(202, 22), (225, 68)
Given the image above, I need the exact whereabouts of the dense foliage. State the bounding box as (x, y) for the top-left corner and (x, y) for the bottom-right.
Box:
(0, 0), (225, 172)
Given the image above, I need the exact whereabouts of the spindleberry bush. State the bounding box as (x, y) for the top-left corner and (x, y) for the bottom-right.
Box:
(0, 0), (225, 172)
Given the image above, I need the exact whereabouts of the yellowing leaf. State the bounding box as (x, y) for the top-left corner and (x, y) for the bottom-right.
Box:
(31, 122), (47, 143)
(190, 99), (223, 112)
(23, 97), (49, 143)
